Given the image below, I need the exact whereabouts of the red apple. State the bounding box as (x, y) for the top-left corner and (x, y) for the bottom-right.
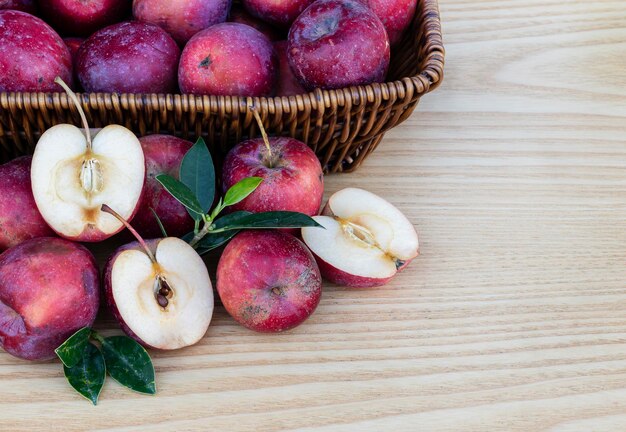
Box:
(216, 230), (322, 333)
(0, 157), (55, 252)
(133, 0), (231, 45)
(359, 0), (417, 46)
(0, 0), (37, 14)
(0, 10), (72, 92)
(287, 0), (390, 90)
(302, 188), (419, 288)
(242, 0), (314, 28)
(274, 41), (306, 96)
(133, 135), (194, 238)
(229, 5), (283, 41)
(76, 21), (180, 94)
(39, 0), (131, 37)
(178, 22), (277, 96)
(222, 137), (323, 216)
(0, 237), (99, 361)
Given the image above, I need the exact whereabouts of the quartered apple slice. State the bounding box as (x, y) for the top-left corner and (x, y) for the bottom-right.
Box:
(30, 78), (144, 242)
(302, 188), (419, 287)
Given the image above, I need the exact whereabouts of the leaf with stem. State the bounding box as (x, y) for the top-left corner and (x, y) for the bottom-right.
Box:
(180, 137), (215, 214)
(55, 327), (91, 368)
(63, 343), (105, 406)
(156, 174), (204, 217)
(193, 211), (252, 254)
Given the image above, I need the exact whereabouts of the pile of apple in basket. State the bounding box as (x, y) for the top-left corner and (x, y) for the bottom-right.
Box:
(0, 0), (419, 405)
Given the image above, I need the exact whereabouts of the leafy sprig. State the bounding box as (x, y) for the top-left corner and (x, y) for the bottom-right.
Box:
(156, 137), (322, 254)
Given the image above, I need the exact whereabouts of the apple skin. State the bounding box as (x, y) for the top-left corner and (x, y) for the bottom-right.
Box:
(313, 252), (393, 288)
(0, 157), (55, 252)
(222, 137), (323, 216)
(0, 10), (72, 92)
(178, 22), (277, 97)
(287, 0), (390, 90)
(103, 239), (159, 348)
(0, 237), (99, 361)
(274, 41), (306, 96)
(133, 135), (194, 239)
(0, 0), (37, 14)
(77, 21), (180, 94)
(133, 0), (231, 45)
(39, 0), (131, 37)
(359, 0), (417, 46)
(216, 230), (322, 333)
(229, 5), (283, 41)
(242, 0), (314, 28)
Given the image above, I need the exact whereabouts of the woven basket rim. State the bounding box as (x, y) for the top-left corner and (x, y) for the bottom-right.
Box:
(0, 0), (444, 108)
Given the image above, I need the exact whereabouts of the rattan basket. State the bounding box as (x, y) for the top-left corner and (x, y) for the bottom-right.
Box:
(0, 0), (444, 173)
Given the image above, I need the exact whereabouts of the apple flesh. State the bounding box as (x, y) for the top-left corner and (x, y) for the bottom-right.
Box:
(178, 22), (277, 96)
(274, 41), (306, 96)
(302, 188), (419, 287)
(31, 124), (145, 242)
(0, 237), (99, 361)
(0, 10), (72, 92)
(0, 0), (37, 14)
(359, 0), (417, 46)
(0, 157), (55, 252)
(133, 135), (194, 239)
(39, 0), (131, 37)
(217, 230), (322, 333)
(242, 0), (314, 28)
(133, 0), (231, 45)
(104, 237), (214, 349)
(287, 0), (390, 90)
(77, 21), (180, 94)
(229, 5), (283, 41)
(222, 137), (323, 216)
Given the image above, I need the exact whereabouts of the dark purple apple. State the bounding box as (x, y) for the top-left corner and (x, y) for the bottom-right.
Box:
(76, 21), (180, 94)
(242, 0), (314, 28)
(274, 41), (306, 96)
(39, 0), (131, 37)
(287, 0), (390, 90)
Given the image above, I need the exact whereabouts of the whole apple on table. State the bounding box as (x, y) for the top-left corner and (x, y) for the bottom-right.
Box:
(0, 0), (421, 403)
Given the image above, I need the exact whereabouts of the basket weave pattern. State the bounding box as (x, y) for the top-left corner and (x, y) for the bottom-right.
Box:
(0, 0), (444, 173)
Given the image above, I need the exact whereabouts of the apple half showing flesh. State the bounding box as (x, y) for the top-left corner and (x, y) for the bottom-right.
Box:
(31, 124), (145, 242)
(104, 237), (214, 350)
(302, 188), (419, 288)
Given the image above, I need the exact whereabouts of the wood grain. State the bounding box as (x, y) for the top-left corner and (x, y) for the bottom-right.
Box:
(1, 0), (626, 430)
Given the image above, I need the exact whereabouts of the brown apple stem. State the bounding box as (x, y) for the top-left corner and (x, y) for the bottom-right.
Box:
(250, 106), (273, 166)
(101, 204), (157, 263)
(54, 76), (92, 150)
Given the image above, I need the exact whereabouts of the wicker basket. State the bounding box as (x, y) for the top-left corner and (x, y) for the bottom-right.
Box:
(0, 0), (444, 173)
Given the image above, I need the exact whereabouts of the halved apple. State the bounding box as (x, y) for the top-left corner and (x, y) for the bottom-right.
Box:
(302, 188), (419, 287)
(30, 78), (144, 242)
(104, 236), (214, 350)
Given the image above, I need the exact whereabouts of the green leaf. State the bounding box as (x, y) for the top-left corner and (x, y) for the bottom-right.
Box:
(217, 211), (322, 231)
(223, 177), (263, 207)
(156, 174), (204, 217)
(55, 327), (91, 368)
(150, 208), (168, 238)
(101, 336), (156, 395)
(180, 137), (215, 214)
(63, 343), (106, 406)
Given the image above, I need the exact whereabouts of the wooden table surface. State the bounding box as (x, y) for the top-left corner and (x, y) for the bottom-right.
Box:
(2, 1), (626, 430)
